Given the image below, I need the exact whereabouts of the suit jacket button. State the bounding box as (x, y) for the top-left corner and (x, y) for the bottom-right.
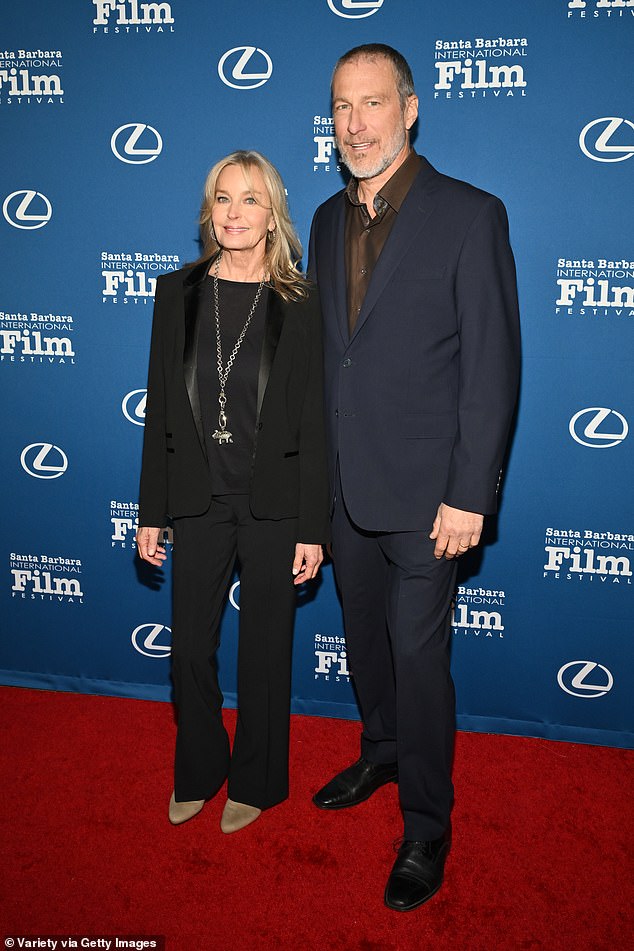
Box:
(342, 358), (352, 368)
(335, 410), (339, 417)
(257, 421), (263, 430)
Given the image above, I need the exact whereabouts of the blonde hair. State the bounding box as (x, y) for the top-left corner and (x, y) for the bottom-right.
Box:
(199, 150), (309, 301)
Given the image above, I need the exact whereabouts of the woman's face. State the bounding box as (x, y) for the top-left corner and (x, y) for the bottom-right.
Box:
(211, 163), (275, 258)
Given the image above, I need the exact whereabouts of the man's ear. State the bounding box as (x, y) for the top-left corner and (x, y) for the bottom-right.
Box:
(405, 94), (419, 131)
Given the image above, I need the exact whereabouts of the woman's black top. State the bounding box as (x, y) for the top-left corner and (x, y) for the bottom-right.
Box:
(197, 276), (269, 495)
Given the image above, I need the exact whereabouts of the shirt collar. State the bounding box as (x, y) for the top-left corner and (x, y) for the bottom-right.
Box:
(345, 150), (422, 215)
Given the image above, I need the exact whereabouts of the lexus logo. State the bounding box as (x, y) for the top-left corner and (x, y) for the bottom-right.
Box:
(557, 661), (613, 699)
(569, 407), (628, 448)
(579, 117), (634, 163)
(20, 443), (68, 479)
(3, 189), (52, 230)
(131, 623), (171, 658)
(327, 0), (384, 18)
(229, 580), (241, 611)
(111, 123), (163, 164)
(217, 46), (273, 89)
(122, 389), (147, 426)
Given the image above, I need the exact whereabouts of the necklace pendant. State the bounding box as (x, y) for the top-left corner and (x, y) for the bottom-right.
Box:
(211, 252), (264, 452)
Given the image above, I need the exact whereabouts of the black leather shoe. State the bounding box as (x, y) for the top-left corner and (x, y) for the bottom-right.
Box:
(384, 829), (451, 912)
(312, 756), (398, 809)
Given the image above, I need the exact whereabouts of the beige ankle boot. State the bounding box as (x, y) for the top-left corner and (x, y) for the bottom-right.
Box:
(220, 798), (262, 833)
(168, 791), (205, 825)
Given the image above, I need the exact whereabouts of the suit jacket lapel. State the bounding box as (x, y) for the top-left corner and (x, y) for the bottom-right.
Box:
(317, 195), (348, 345)
(182, 254), (217, 459)
(256, 290), (285, 420)
(350, 159), (440, 342)
(331, 199), (349, 344)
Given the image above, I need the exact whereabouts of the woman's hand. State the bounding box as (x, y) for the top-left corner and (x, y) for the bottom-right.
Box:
(136, 527), (168, 567)
(292, 543), (323, 585)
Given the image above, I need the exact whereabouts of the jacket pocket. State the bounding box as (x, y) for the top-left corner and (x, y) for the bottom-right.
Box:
(401, 412), (457, 439)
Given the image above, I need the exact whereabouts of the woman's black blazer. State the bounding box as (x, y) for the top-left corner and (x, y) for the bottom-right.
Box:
(138, 256), (330, 544)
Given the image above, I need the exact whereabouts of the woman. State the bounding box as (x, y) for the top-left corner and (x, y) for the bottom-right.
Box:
(136, 151), (329, 834)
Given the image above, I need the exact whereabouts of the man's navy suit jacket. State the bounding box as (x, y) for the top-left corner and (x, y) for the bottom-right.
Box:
(309, 155), (521, 532)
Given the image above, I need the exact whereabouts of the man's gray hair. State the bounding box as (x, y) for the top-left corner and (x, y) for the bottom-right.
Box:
(331, 43), (415, 109)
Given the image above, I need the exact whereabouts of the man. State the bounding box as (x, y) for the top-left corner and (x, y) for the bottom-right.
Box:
(308, 45), (520, 911)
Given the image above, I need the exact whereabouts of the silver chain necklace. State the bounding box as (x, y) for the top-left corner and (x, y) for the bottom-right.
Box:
(211, 252), (266, 445)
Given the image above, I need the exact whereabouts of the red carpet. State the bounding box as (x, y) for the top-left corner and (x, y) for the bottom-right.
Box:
(1, 687), (632, 950)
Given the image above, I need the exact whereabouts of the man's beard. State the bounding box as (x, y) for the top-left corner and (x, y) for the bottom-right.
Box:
(337, 124), (407, 180)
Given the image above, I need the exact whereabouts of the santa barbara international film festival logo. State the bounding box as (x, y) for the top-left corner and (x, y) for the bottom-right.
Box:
(433, 35), (528, 101)
(0, 48), (63, 105)
(3, 189), (51, 230)
(111, 499), (173, 550)
(543, 526), (633, 586)
(1, 308), (75, 366)
(92, 0), (175, 34)
(100, 249), (180, 304)
(10, 551), (83, 604)
(566, 0), (634, 20)
(555, 255), (634, 319)
(579, 118), (634, 164)
(314, 633), (350, 683)
(451, 585), (505, 639)
(312, 113), (341, 174)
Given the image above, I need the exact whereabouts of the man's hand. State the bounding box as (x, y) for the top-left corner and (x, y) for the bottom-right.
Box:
(136, 526), (168, 567)
(429, 503), (484, 560)
(292, 543), (323, 585)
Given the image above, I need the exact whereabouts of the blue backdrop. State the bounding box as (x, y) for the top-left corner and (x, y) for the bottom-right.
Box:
(2, 0), (632, 748)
